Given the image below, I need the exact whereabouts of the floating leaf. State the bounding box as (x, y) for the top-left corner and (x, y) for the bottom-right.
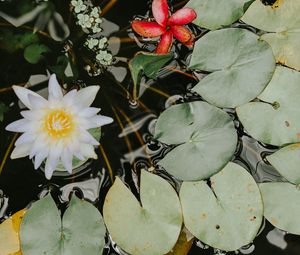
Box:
(0, 102), (9, 122)
(259, 182), (300, 235)
(186, 0), (254, 30)
(0, 209), (26, 255)
(23, 43), (50, 64)
(242, 0), (300, 70)
(189, 28), (275, 108)
(237, 66), (300, 146)
(180, 162), (263, 251)
(267, 144), (300, 184)
(103, 170), (182, 255)
(154, 101), (237, 181)
(20, 194), (106, 255)
(129, 52), (173, 100)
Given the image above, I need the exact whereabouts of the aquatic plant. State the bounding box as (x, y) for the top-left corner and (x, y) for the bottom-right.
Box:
(5, 74), (113, 179)
(131, 0), (197, 53)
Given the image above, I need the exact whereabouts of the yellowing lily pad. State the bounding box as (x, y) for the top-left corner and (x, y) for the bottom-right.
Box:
(180, 162), (263, 251)
(259, 182), (300, 235)
(237, 66), (300, 146)
(103, 170), (182, 255)
(0, 209), (26, 255)
(186, 0), (254, 30)
(20, 194), (106, 255)
(189, 28), (275, 108)
(242, 0), (300, 70)
(267, 143), (300, 184)
(154, 101), (237, 181)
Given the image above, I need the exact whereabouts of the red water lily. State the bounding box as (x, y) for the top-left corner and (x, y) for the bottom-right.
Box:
(131, 0), (197, 54)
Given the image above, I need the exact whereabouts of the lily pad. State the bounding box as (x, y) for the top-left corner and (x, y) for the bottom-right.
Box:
(242, 0), (300, 70)
(0, 209), (26, 255)
(259, 182), (300, 235)
(189, 28), (275, 108)
(20, 194), (106, 255)
(103, 170), (182, 255)
(267, 144), (300, 184)
(129, 51), (173, 100)
(154, 101), (237, 181)
(186, 0), (254, 30)
(237, 66), (300, 146)
(180, 162), (263, 251)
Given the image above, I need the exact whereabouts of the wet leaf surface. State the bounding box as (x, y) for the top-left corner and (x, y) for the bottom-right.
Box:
(190, 28), (275, 108)
(237, 66), (300, 146)
(260, 182), (300, 235)
(154, 101), (237, 181)
(103, 170), (182, 255)
(242, 0), (300, 70)
(186, 0), (254, 30)
(20, 194), (106, 255)
(180, 162), (263, 251)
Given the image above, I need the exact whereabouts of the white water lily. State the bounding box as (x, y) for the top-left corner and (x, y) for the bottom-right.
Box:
(6, 74), (113, 179)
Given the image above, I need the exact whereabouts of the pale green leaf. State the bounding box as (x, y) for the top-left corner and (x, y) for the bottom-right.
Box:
(186, 0), (254, 30)
(242, 0), (300, 70)
(103, 170), (182, 255)
(20, 194), (106, 255)
(237, 66), (300, 146)
(154, 101), (237, 181)
(180, 162), (263, 251)
(259, 182), (300, 235)
(189, 28), (275, 108)
(267, 143), (300, 184)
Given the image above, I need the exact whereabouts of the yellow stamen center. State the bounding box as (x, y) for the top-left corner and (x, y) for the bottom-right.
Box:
(44, 109), (74, 138)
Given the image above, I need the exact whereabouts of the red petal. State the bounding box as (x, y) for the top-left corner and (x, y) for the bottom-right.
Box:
(168, 7), (197, 26)
(156, 31), (173, 54)
(171, 25), (192, 43)
(152, 0), (169, 27)
(132, 21), (165, 37)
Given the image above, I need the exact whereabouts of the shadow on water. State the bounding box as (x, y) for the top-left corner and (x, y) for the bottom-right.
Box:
(0, 0), (300, 254)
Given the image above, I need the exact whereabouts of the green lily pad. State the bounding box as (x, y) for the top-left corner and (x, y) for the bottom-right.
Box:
(186, 0), (254, 30)
(129, 51), (173, 100)
(20, 194), (106, 255)
(242, 0), (300, 70)
(154, 101), (237, 181)
(189, 28), (275, 108)
(180, 162), (263, 251)
(237, 66), (300, 146)
(267, 144), (300, 184)
(259, 182), (300, 235)
(103, 170), (182, 255)
(24, 43), (50, 64)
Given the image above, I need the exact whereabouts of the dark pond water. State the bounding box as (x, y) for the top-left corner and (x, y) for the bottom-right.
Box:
(0, 0), (300, 254)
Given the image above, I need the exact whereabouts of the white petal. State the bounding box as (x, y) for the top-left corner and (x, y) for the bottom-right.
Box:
(15, 133), (35, 145)
(86, 115), (113, 129)
(62, 89), (77, 105)
(78, 128), (99, 146)
(6, 119), (31, 132)
(44, 158), (55, 180)
(12, 86), (43, 109)
(78, 107), (101, 117)
(29, 133), (48, 158)
(61, 148), (72, 173)
(48, 74), (63, 101)
(21, 110), (45, 120)
(80, 143), (97, 159)
(44, 143), (63, 179)
(69, 140), (85, 160)
(34, 148), (49, 169)
(28, 94), (48, 109)
(75, 86), (100, 107)
(11, 143), (32, 159)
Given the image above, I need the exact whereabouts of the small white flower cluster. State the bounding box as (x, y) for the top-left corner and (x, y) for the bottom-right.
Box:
(71, 0), (102, 33)
(71, 0), (113, 68)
